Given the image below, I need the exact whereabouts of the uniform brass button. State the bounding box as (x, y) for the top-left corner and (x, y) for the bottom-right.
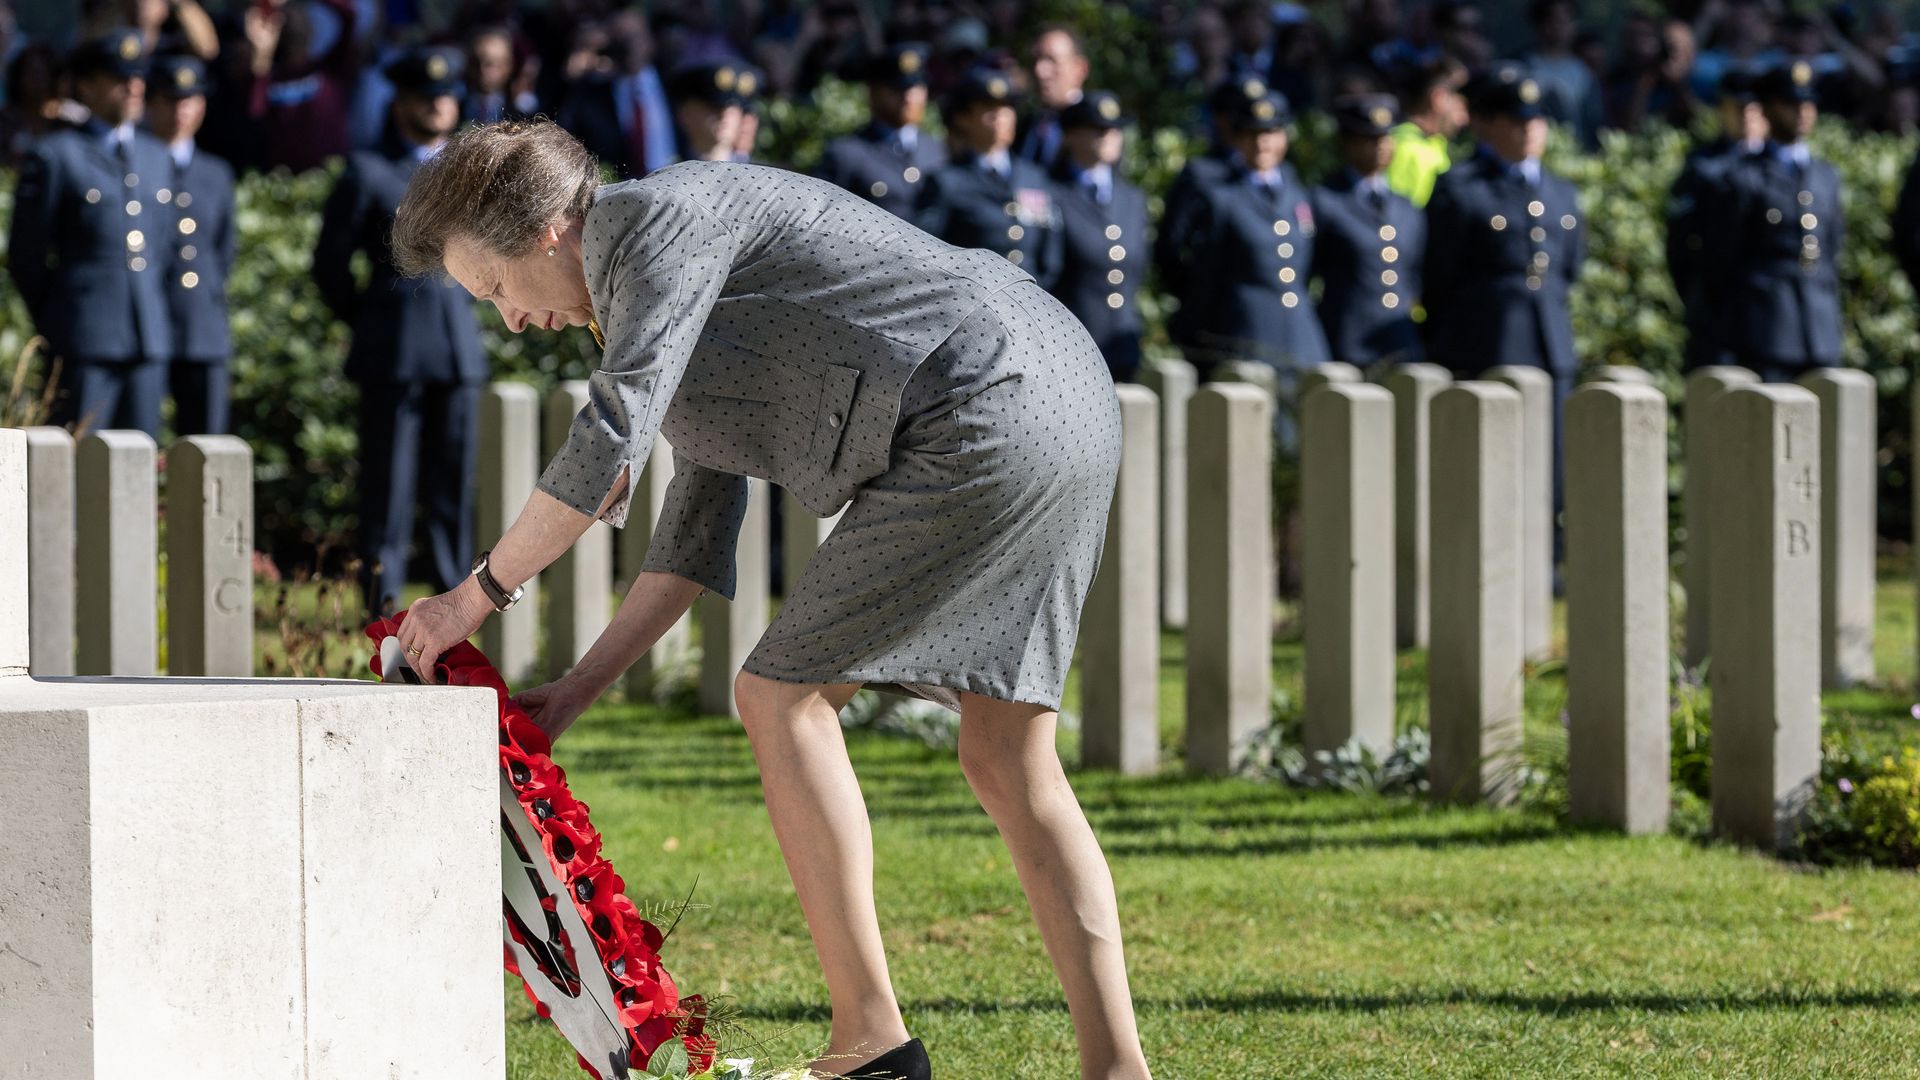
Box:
(1104, 224), (1122, 240)
(1278, 267), (1296, 283)
(1108, 244), (1126, 261)
(1765, 208), (1782, 224)
(1797, 190), (1814, 206)
(870, 181), (888, 198)
(1008, 250), (1024, 264)
(1560, 214), (1576, 229)
(1526, 275), (1542, 290)
(125, 200), (140, 215)
(1004, 201), (1020, 216)
(1530, 227), (1546, 242)
(1008, 224), (1025, 240)
(85, 188), (101, 204)
(1381, 269), (1398, 286)
(1276, 243), (1293, 258)
(828, 413), (842, 428)
(182, 244), (197, 261)
(1381, 246), (1398, 263)
(1532, 252), (1550, 269)
(1527, 200), (1545, 217)
(1281, 291), (1299, 308)
(179, 218), (197, 235)
(156, 188), (172, 204)
(1801, 213), (1818, 229)
(1106, 269), (1124, 285)
(1382, 293), (1400, 309)
(1378, 225), (1396, 241)
(181, 271), (199, 288)
(129, 256), (148, 272)
(176, 192), (192, 208)
(123, 172), (138, 187)
(126, 229), (145, 250)
(1490, 215), (1507, 231)
(1801, 235), (1819, 249)
(1106, 292), (1125, 309)
(903, 166), (921, 183)
(1273, 220), (1290, 236)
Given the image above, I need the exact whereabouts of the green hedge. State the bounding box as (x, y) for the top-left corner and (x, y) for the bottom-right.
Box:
(2, 108), (1915, 569)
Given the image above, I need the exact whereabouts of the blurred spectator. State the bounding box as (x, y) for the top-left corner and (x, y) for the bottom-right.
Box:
(464, 25), (538, 124)
(1156, 76), (1255, 357)
(1170, 4), (1233, 99)
(1524, 0), (1601, 148)
(243, 0), (358, 172)
(1387, 54), (1467, 208)
(1016, 25), (1087, 165)
(732, 62), (765, 162)
(555, 9), (676, 179)
(1434, 1), (1492, 69)
(916, 68), (1062, 288)
(1605, 14), (1699, 132)
(1046, 90), (1148, 383)
(1667, 69), (1765, 371)
(1224, 0), (1275, 80)
(1690, 0), (1780, 103)
(1311, 94), (1424, 370)
(1269, 11), (1328, 112)
(792, 0), (877, 95)
(817, 43), (945, 220)
(666, 61), (749, 163)
(83, 0), (220, 61)
(1, 43), (65, 164)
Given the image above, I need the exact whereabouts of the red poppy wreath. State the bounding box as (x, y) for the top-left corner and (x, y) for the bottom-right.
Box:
(366, 613), (718, 1079)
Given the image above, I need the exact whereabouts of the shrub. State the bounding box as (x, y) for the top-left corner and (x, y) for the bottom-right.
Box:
(1848, 747), (1920, 867)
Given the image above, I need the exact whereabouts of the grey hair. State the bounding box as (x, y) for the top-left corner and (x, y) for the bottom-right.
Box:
(391, 119), (601, 279)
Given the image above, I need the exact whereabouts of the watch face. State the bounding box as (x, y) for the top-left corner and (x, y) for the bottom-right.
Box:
(472, 553), (488, 573)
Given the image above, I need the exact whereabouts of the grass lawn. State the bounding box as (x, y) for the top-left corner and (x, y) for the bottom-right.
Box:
(493, 580), (1920, 1079)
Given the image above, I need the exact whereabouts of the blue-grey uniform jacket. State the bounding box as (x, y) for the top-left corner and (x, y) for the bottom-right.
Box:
(1153, 147), (1233, 349)
(312, 132), (485, 385)
(1706, 143), (1845, 372)
(1309, 170), (1425, 368)
(1179, 160), (1330, 372)
(817, 122), (946, 221)
(9, 121), (177, 362)
(914, 151), (1063, 289)
(1422, 149), (1584, 376)
(1046, 161), (1149, 380)
(163, 146), (237, 363)
(540, 161), (1036, 600)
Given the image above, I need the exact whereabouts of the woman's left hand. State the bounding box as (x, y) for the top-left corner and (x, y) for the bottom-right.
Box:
(397, 579), (494, 683)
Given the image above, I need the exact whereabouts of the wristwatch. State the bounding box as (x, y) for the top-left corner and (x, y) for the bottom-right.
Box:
(470, 549), (523, 612)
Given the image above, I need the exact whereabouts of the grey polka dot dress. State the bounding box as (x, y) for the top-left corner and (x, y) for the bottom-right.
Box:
(537, 161), (1122, 713)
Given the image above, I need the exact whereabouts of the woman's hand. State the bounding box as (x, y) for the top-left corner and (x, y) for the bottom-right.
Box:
(514, 677), (598, 743)
(397, 578), (494, 683)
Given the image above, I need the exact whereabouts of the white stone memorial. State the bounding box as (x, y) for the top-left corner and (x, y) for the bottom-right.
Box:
(1081, 384), (1159, 775)
(543, 381), (614, 678)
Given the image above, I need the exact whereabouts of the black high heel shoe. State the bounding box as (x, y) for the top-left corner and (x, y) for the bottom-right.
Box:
(833, 1036), (931, 1080)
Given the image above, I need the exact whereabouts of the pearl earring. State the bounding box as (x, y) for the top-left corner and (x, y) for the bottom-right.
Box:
(546, 246), (557, 256)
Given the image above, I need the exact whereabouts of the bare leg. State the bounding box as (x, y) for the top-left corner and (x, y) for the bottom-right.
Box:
(733, 671), (911, 1076)
(957, 690), (1152, 1080)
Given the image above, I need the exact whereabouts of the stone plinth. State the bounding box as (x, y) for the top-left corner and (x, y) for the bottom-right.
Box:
(1565, 384), (1670, 834)
(1385, 363), (1449, 648)
(0, 676), (504, 1078)
(1301, 383), (1395, 759)
(1081, 384), (1159, 775)
(1428, 383), (1525, 806)
(1709, 384), (1822, 851)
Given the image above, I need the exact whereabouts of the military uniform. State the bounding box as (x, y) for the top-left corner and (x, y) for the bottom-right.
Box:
(817, 45), (946, 220)
(1154, 77), (1268, 355)
(1045, 92), (1149, 382)
(1667, 71), (1761, 372)
(1177, 90), (1329, 381)
(916, 70), (1063, 288)
(1310, 97), (1425, 369)
(666, 61), (757, 162)
(312, 47), (485, 614)
(150, 55), (237, 436)
(1706, 63), (1844, 382)
(8, 30), (176, 436)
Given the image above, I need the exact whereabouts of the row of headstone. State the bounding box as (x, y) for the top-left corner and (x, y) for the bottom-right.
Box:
(14, 426), (252, 678)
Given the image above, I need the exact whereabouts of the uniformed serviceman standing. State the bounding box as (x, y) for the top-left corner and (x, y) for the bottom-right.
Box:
(9, 29), (175, 437)
(312, 45), (485, 616)
(1155, 76), (1266, 366)
(667, 61), (752, 163)
(916, 68), (1063, 288)
(1667, 69), (1766, 372)
(145, 54), (236, 436)
(1423, 64), (1583, 520)
(1310, 94), (1425, 370)
(1046, 90), (1149, 383)
(1705, 61), (1844, 383)
(1177, 87), (1330, 390)
(817, 43), (945, 220)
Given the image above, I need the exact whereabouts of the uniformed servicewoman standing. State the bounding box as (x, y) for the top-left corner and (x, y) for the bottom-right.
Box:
(916, 68), (1063, 288)
(1178, 87), (1330, 392)
(817, 43), (946, 220)
(312, 46), (485, 616)
(1310, 94), (1425, 370)
(1705, 61), (1844, 383)
(667, 61), (752, 163)
(1423, 64), (1584, 523)
(1046, 90), (1149, 383)
(9, 29), (175, 437)
(1154, 76), (1266, 360)
(1667, 68), (1766, 372)
(145, 54), (236, 436)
